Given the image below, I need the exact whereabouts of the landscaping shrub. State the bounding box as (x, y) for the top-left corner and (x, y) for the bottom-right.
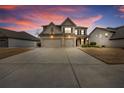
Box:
(81, 45), (89, 47)
(81, 42), (100, 48)
(81, 45), (100, 48)
(37, 42), (41, 47)
(101, 45), (106, 48)
(90, 42), (96, 46)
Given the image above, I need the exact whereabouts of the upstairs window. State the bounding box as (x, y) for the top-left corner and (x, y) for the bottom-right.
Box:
(65, 27), (71, 33)
(75, 29), (84, 35)
(75, 30), (78, 35)
(81, 30), (84, 35)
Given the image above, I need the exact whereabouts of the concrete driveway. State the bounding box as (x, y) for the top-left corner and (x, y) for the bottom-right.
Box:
(0, 48), (124, 88)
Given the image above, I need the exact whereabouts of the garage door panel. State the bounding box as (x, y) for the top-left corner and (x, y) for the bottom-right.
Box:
(65, 39), (74, 47)
(0, 39), (8, 47)
(43, 39), (61, 48)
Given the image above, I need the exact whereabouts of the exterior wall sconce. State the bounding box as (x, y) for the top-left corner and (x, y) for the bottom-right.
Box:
(105, 33), (108, 37)
(50, 35), (53, 38)
(68, 35), (71, 38)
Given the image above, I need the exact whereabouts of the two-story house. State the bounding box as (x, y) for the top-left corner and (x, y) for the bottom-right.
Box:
(39, 17), (87, 48)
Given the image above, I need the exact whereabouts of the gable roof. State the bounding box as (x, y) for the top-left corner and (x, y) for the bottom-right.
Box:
(113, 26), (124, 30)
(40, 22), (62, 36)
(107, 25), (124, 30)
(89, 27), (115, 36)
(61, 17), (76, 26)
(110, 26), (124, 40)
(48, 22), (56, 26)
(0, 28), (39, 41)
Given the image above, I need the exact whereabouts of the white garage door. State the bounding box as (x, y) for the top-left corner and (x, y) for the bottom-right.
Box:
(43, 39), (61, 48)
(65, 39), (74, 47)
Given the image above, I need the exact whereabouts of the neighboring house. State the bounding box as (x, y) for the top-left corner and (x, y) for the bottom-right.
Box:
(39, 17), (87, 48)
(0, 28), (39, 48)
(89, 26), (124, 48)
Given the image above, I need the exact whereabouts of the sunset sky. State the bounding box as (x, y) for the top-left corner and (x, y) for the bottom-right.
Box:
(0, 5), (124, 36)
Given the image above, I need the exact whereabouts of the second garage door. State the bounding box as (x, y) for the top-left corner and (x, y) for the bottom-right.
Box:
(43, 39), (62, 48)
(65, 39), (74, 47)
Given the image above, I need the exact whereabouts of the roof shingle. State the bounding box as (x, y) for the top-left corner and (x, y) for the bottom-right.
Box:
(0, 28), (39, 41)
(110, 27), (124, 40)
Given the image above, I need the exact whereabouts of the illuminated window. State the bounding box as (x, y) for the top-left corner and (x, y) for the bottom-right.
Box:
(81, 30), (84, 35)
(75, 30), (77, 35)
(105, 33), (108, 37)
(65, 27), (71, 33)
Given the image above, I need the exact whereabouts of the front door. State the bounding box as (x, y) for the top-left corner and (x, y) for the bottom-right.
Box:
(76, 38), (81, 47)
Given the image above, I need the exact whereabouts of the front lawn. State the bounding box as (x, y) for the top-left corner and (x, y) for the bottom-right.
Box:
(79, 48), (124, 64)
(0, 48), (32, 59)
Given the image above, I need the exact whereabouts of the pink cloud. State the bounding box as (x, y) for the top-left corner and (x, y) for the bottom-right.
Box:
(15, 20), (41, 30)
(0, 6), (102, 31)
(47, 7), (77, 12)
(2, 26), (32, 31)
(0, 17), (17, 23)
(40, 12), (66, 24)
(118, 6), (124, 13)
(0, 17), (41, 31)
(22, 12), (66, 25)
(2, 24), (40, 31)
(57, 7), (76, 12)
(15, 20), (34, 26)
(0, 17), (37, 26)
(120, 15), (124, 18)
(46, 6), (87, 13)
(74, 15), (103, 27)
(0, 5), (17, 10)
(0, 6), (90, 31)
(116, 6), (124, 19)
(0, 14), (103, 31)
